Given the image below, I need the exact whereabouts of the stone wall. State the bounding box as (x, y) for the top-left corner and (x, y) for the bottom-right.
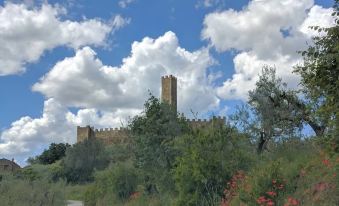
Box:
(77, 126), (129, 144)
(187, 116), (226, 129)
(94, 128), (129, 144)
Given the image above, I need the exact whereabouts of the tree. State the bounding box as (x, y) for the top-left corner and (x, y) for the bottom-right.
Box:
(294, 0), (339, 135)
(61, 139), (109, 183)
(28, 143), (71, 165)
(174, 125), (253, 205)
(293, 0), (339, 152)
(129, 94), (189, 193)
(236, 67), (327, 153)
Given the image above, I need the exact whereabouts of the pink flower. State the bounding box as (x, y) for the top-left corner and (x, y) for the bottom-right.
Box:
(267, 200), (275, 206)
(322, 159), (331, 167)
(257, 196), (267, 204)
(266, 191), (276, 197)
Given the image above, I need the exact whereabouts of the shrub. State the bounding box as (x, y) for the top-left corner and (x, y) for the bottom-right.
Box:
(129, 95), (189, 193)
(28, 143), (70, 165)
(0, 174), (66, 206)
(174, 125), (254, 206)
(84, 161), (139, 205)
(228, 140), (339, 205)
(62, 138), (109, 183)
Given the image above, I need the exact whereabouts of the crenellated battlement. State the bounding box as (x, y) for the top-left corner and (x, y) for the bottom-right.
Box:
(94, 127), (128, 132)
(77, 125), (129, 144)
(161, 74), (177, 80)
(186, 116), (226, 129)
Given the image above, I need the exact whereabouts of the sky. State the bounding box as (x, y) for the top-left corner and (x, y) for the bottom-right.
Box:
(0, 0), (335, 165)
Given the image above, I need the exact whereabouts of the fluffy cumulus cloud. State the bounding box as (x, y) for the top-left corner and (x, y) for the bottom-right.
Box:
(202, 0), (335, 100)
(0, 2), (128, 76)
(1, 31), (219, 163)
(0, 99), (72, 157)
(33, 31), (218, 114)
(0, 98), (138, 162)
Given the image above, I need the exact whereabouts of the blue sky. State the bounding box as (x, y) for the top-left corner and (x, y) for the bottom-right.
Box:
(0, 0), (335, 165)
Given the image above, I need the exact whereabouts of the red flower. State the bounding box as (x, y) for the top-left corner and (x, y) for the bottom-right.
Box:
(277, 184), (284, 190)
(286, 197), (299, 206)
(257, 196), (267, 204)
(322, 159), (331, 167)
(267, 200), (275, 206)
(266, 191), (276, 197)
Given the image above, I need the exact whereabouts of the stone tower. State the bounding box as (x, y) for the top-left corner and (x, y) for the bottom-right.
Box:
(161, 75), (177, 112)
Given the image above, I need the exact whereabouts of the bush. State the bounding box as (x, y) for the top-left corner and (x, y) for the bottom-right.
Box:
(129, 95), (189, 193)
(62, 138), (109, 183)
(174, 125), (254, 206)
(0, 174), (66, 206)
(28, 143), (70, 165)
(227, 141), (339, 206)
(84, 161), (139, 205)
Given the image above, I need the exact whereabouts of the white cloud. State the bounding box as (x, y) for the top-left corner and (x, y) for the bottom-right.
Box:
(202, 0), (334, 100)
(118, 0), (135, 8)
(0, 98), (139, 165)
(33, 31), (219, 114)
(299, 5), (335, 37)
(111, 14), (131, 29)
(0, 3), (128, 76)
(2, 31), (220, 164)
(0, 99), (72, 157)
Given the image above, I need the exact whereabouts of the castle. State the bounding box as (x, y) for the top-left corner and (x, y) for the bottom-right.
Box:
(77, 75), (225, 143)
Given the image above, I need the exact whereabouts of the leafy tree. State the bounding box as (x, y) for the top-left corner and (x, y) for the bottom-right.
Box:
(294, 0), (339, 135)
(174, 125), (254, 206)
(129, 94), (189, 193)
(28, 143), (70, 165)
(235, 67), (330, 153)
(61, 139), (109, 183)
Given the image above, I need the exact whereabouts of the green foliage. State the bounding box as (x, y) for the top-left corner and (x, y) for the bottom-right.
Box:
(229, 140), (339, 206)
(84, 161), (139, 205)
(28, 143), (70, 165)
(174, 125), (254, 206)
(64, 184), (89, 201)
(0, 174), (66, 206)
(246, 67), (305, 152)
(294, 0), (339, 140)
(106, 140), (135, 164)
(129, 94), (189, 193)
(62, 139), (109, 183)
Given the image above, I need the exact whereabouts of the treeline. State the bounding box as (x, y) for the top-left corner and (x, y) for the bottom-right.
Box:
(0, 0), (338, 205)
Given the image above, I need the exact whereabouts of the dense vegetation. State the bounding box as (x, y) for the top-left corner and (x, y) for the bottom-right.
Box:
(0, 1), (338, 205)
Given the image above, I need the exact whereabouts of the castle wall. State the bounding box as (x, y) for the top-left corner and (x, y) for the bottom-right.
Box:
(187, 116), (226, 129)
(94, 128), (129, 144)
(76, 117), (226, 144)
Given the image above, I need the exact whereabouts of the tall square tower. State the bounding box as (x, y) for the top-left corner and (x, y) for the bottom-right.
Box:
(161, 75), (177, 112)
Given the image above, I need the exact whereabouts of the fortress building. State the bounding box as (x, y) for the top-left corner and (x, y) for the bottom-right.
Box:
(77, 75), (225, 143)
